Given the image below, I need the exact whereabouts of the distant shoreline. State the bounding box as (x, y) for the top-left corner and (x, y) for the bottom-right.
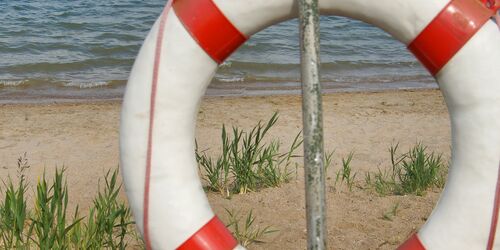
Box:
(0, 83), (438, 105)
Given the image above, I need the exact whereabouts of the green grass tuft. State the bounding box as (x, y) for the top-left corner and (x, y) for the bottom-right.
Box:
(0, 154), (31, 249)
(196, 112), (302, 197)
(225, 208), (277, 247)
(382, 202), (400, 221)
(335, 152), (357, 191)
(70, 169), (134, 249)
(365, 142), (447, 196)
(396, 143), (446, 195)
(0, 173), (29, 248)
(0, 155), (139, 249)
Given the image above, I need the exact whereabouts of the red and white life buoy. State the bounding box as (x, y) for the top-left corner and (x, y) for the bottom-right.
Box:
(119, 0), (500, 249)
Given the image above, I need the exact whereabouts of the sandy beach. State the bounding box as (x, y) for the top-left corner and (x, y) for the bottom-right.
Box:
(0, 89), (451, 249)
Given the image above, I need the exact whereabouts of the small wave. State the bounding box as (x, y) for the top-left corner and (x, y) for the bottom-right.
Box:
(3, 58), (134, 73)
(96, 33), (142, 41)
(62, 81), (110, 89)
(60, 79), (126, 89)
(214, 75), (245, 83)
(57, 22), (87, 30)
(0, 78), (127, 89)
(89, 45), (138, 56)
(219, 61), (232, 68)
(220, 60), (419, 71)
(0, 80), (26, 87)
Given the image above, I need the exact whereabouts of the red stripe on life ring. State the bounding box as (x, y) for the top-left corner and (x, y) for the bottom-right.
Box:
(177, 216), (238, 250)
(143, 2), (173, 249)
(408, 0), (496, 76)
(173, 0), (247, 64)
(398, 234), (426, 250)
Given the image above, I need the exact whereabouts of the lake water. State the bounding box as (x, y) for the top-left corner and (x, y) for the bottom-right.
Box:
(0, 0), (437, 102)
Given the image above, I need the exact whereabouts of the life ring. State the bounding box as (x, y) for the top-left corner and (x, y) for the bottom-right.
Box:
(119, 0), (500, 249)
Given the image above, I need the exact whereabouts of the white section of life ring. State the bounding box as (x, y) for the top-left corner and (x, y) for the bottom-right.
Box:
(120, 0), (500, 249)
(216, 0), (448, 44)
(121, 7), (219, 249)
(420, 22), (500, 249)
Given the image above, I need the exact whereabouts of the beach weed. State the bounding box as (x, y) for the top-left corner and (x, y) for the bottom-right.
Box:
(16, 153), (30, 184)
(31, 168), (82, 249)
(0, 177), (29, 248)
(225, 208), (277, 247)
(382, 202), (400, 221)
(366, 142), (447, 196)
(276, 131), (302, 183)
(197, 112), (302, 197)
(0, 154), (31, 249)
(396, 143), (445, 195)
(323, 149), (335, 175)
(74, 169), (134, 249)
(231, 112), (280, 193)
(364, 168), (397, 196)
(196, 136), (231, 197)
(435, 160), (449, 189)
(335, 152), (357, 191)
(0, 158), (139, 249)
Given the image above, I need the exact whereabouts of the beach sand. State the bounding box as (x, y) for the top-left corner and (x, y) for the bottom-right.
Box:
(0, 89), (450, 249)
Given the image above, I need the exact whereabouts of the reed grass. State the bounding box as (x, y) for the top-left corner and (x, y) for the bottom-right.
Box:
(70, 169), (134, 249)
(0, 155), (138, 249)
(0, 174), (29, 249)
(335, 152), (357, 191)
(0, 154), (31, 249)
(196, 112), (302, 197)
(365, 142), (447, 196)
(225, 208), (277, 247)
(364, 167), (395, 196)
(31, 168), (82, 249)
(323, 150), (334, 174)
(396, 143), (446, 195)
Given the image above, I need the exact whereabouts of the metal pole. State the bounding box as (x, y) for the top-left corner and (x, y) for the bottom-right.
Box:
(298, 0), (326, 249)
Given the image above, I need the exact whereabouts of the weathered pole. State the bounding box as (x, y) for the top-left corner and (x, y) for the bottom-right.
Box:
(298, 0), (326, 249)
